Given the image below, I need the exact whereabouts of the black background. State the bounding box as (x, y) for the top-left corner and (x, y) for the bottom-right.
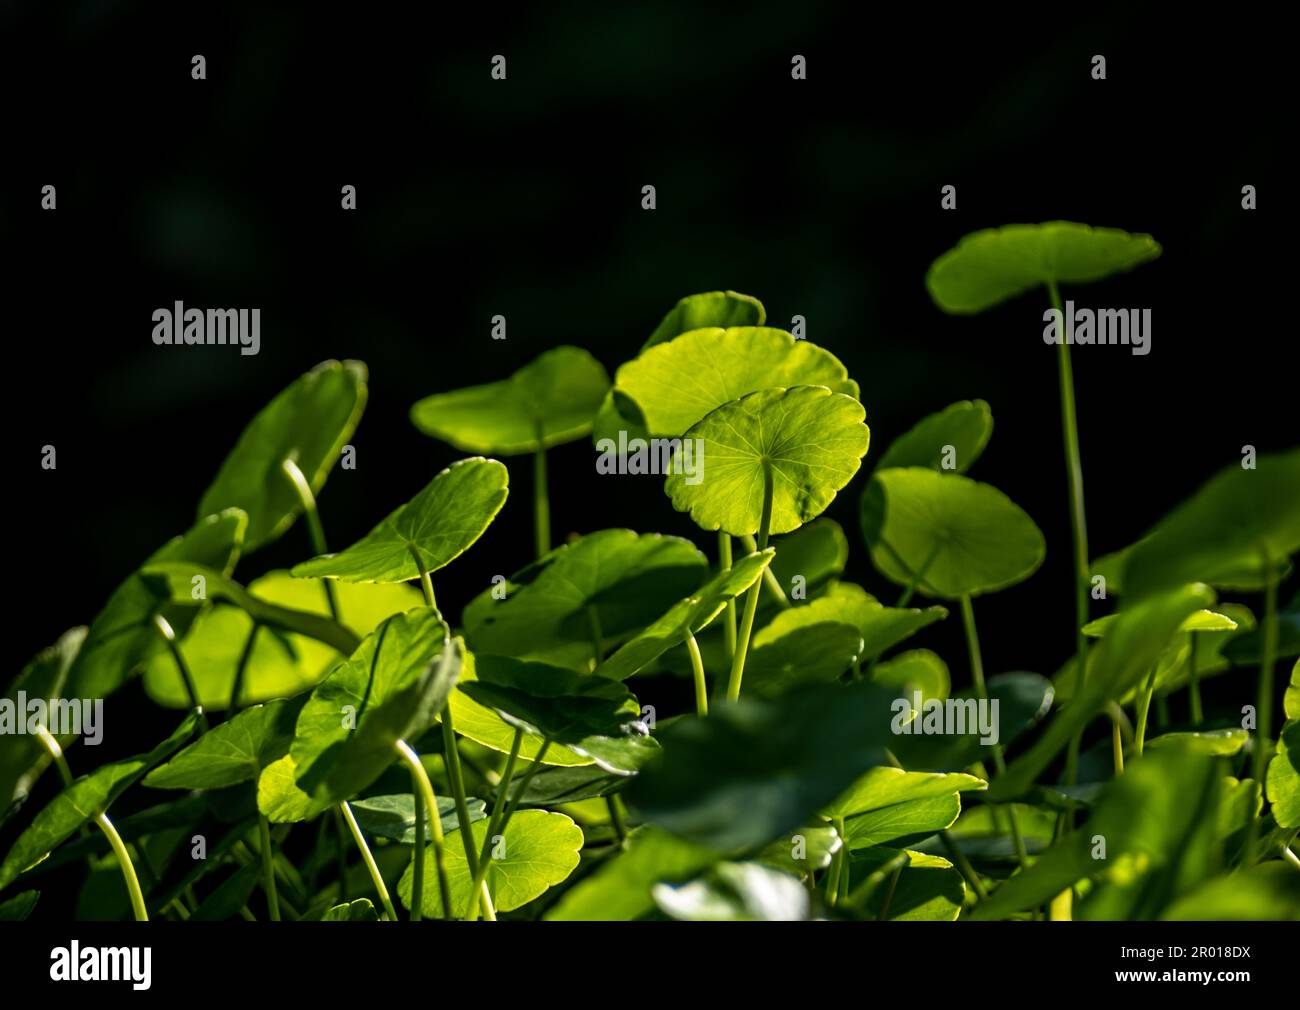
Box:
(1, 2), (1293, 859)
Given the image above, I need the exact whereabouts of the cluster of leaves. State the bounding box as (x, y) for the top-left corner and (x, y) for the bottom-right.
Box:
(2, 223), (1298, 923)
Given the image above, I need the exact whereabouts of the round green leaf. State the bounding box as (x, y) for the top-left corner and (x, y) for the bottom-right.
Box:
(875, 400), (993, 474)
(67, 509), (247, 700)
(667, 386), (870, 538)
(411, 346), (609, 455)
(1122, 448), (1300, 600)
(398, 809), (583, 918)
(861, 467), (1045, 599)
(870, 649), (951, 704)
(593, 291), (768, 446)
(926, 222), (1162, 314)
(292, 457), (508, 583)
(463, 529), (707, 670)
(615, 328), (858, 438)
(198, 359), (367, 551)
(767, 518), (848, 594)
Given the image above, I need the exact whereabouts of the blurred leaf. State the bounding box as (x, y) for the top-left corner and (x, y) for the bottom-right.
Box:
(412, 347), (608, 455)
(545, 826), (718, 921)
(653, 861), (809, 921)
(1267, 662), (1300, 828)
(990, 585), (1213, 800)
(889, 672), (1054, 772)
(861, 467), (1044, 599)
(0, 890), (38, 921)
(875, 400), (993, 474)
(197, 359), (367, 551)
(769, 519), (849, 595)
(825, 767), (986, 820)
(292, 458), (508, 583)
(0, 713), (199, 891)
(1161, 863), (1300, 920)
(926, 221), (1161, 314)
(68, 510), (246, 699)
(1122, 449), (1300, 599)
(1146, 729), (1249, 756)
(1, 627), (86, 819)
(628, 682), (896, 854)
(870, 649), (950, 703)
(190, 861), (261, 921)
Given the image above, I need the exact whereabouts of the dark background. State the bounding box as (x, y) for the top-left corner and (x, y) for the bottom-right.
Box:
(1, 5), (1292, 768)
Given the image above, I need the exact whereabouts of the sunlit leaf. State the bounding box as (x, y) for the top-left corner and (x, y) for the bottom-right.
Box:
(292, 458), (508, 583)
(667, 386), (870, 537)
(197, 359), (367, 550)
(411, 347), (609, 455)
(926, 222), (1161, 314)
(145, 698), (306, 790)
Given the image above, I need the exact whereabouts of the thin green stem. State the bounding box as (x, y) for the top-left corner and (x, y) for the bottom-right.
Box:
(96, 812), (149, 922)
(1252, 555), (1279, 786)
(1111, 718), (1125, 775)
(332, 806), (350, 902)
(257, 814), (281, 921)
(718, 532), (737, 664)
(1188, 633), (1203, 725)
(1281, 845), (1300, 873)
(153, 614), (208, 732)
(411, 779), (425, 918)
(408, 545), (437, 612)
(229, 622), (260, 711)
(940, 830), (988, 901)
(442, 712), (480, 876)
(742, 533), (790, 608)
(1048, 279), (1091, 790)
(1134, 667), (1158, 758)
(395, 740), (453, 920)
(726, 461), (773, 702)
(468, 739), (550, 920)
(282, 457), (341, 623)
(339, 801), (397, 922)
(960, 594), (1027, 868)
(606, 796), (627, 844)
(534, 445), (550, 559)
(686, 633), (708, 716)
